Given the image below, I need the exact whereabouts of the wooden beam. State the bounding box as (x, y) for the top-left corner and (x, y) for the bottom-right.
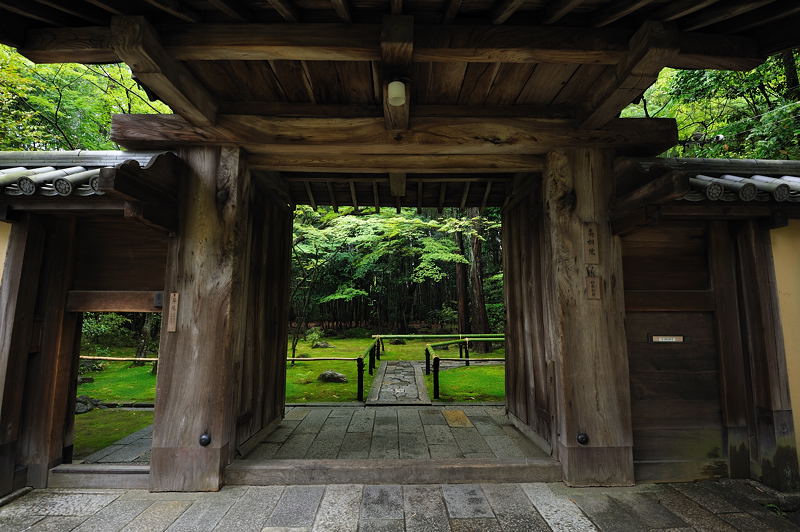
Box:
(326, 181), (338, 212)
(66, 291), (164, 312)
(612, 171), (690, 215)
(0, 1), (75, 26)
(349, 181), (359, 211)
(266, 0), (300, 22)
(593, 0), (658, 28)
(480, 181), (492, 212)
(681, 0), (775, 31)
(304, 181), (317, 210)
(492, 0), (525, 24)
(112, 114), (678, 156)
(542, 0), (586, 23)
(652, 0), (719, 21)
(581, 22), (677, 129)
(381, 15), (413, 130)
(629, 156), (800, 176)
(143, 0), (200, 23)
(389, 173), (406, 196)
(710, 1), (800, 34)
(21, 23), (761, 72)
(442, 0), (462, 23)
(84, 0), (128, 15)
(33, 0), (106, 24)
(206, 0), (252, 21)
(248, 153), (544, 173)
(460, 182), (471, 209)
(330, 0), (351, 22)
(110, 17), (217, 127)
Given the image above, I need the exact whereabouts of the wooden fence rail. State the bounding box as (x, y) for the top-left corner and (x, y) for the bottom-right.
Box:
(79, 355), (158, 362)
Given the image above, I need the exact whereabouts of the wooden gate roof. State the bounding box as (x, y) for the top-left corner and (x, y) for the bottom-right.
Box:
(2, 2), (798, 206)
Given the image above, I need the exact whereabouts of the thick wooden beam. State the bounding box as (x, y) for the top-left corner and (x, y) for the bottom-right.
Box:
(150, 146), (247, 492)
(611, 171), (690, 215)
(248, 153), (544, 173)
(542, 0), (586, 24)
(112, 114), (678, 156)
(381, 15), (413, 130)
(542, 148), (634, 486)
(110, 16), (217, 127)
(66, 291), (164, 312)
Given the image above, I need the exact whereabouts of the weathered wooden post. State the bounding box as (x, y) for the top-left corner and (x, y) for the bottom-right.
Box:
(433, 356), (440, 399)
(150, 146), (249, 492)
(542, 148), (634, 486)
(357, 357), (365, 402)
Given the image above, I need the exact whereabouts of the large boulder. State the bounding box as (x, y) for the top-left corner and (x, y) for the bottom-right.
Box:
(312, 341), (335, 349)
(318, 370), (348, 383)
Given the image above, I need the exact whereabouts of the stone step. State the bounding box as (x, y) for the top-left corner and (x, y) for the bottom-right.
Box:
(48, 464), (150, 489)
(225, 457), (562, 485)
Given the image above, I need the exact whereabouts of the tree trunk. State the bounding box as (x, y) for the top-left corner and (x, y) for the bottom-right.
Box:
(783, 49), (799, 99)
(455, 231), (470, 335)
(132, 313), (157, 367)
(467, 208), (491, 353)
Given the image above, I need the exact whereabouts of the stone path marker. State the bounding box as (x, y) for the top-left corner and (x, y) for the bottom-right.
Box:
(368, 361), (429, 405)
(1, 480), (797, 531)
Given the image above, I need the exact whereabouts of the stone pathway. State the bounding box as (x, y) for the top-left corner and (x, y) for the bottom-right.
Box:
(246, 406), (545, 460)
(2, 479), (798, 531)
(367, 361), (429, 404)
(81, 425), (152, 464)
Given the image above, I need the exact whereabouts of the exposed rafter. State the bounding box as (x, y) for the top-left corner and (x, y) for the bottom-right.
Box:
(442, 0), (462, 23)
(330, 0), (352, 22)
(593, 0), (658, 28)
(710, 1), (800, 34)
(651, 0), (719, 22)
(84, 0), (128, 15)
(304, 181), (317, 210)
(34, 0), (106, 24)
(0, 2), (74, 26)
(542, 0), (587, 24)
(492, 0), (525, 24)
(266, 0), (300, 22)
(143, 0), (200, 23)
(110, 16), (217, 127)
(681, 0), (774, 31)
(206, 0), (252, 21)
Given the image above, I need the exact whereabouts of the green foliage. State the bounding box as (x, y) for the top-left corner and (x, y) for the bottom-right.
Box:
(0, 45), (170, 150)
(304, 326), (324, 345)
(341, 327), (372, 339)
(623, 51), (800, 159)
(81, 313), (132, 349)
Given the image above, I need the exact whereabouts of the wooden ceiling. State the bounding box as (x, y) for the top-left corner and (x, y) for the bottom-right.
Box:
(1, 0), (797, 208)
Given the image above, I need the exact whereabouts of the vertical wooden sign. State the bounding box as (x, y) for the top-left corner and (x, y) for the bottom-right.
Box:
(167, 292), (179, 332)
(584, 223), (600, 264)
(586, 276), (601, 300)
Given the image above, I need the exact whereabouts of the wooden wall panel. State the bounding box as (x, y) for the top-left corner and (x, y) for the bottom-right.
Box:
(623, 223), (727, 482)
(502, 176), (553, 453)
(72, 218), (168, 291)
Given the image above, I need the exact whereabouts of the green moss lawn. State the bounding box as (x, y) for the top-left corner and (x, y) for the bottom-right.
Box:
(424, 364), (506, 402)
(73, 409), (154, 460)
(77, 347), (157, 404)
(286, 336), (505, 402)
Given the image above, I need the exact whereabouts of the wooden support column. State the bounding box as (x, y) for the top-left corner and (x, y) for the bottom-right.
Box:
(542, 148), (634, 486)
(150, 146), (248, 491)
(0, 216), (45, 496)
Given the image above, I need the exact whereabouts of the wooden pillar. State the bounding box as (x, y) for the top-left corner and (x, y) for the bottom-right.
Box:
(0, 216), (45, 495)
(542, 149), (634, 486)
(150, 146), (249, 492)
(735, 221), (800, 491)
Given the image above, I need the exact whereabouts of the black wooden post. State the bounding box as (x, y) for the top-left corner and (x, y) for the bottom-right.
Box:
(459, 343), (463, 358)
(357, 357), (364, 401)
(376, 340), (381, 361)
(425, 347), (431, 375)
(369, 345), (375, 375)
(433, 356), (440, 399)
(465, 341), (470, 366)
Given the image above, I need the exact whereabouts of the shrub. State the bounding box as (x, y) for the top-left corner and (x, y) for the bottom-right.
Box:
(342, 327), (371, 338)
(304, 326), (325, 345)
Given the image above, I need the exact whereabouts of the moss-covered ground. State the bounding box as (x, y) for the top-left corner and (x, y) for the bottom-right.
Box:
(73, 409), (154, 460)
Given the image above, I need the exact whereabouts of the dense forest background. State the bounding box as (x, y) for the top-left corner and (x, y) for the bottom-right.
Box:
(1, 45), (798, 343)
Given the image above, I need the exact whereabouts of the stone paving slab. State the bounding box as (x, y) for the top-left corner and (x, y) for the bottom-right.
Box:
(2, 480), (799, 531)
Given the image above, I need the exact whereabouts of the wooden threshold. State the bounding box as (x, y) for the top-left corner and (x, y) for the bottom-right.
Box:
(48, 464), (149, 489)
(225, 457), (561, 485)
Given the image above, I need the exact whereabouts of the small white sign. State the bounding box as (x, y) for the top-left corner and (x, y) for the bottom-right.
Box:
(651, 335), (685, 343)
(167, 292), (179, 333)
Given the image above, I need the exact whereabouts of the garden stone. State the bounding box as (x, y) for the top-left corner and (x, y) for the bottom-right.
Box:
(312, 341), (335, 349)
(318, 370), (348, 383)
(77, 376), (94, 385)
(389, 338), (406, 345)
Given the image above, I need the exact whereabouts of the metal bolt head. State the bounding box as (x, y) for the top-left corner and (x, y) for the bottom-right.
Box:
(199, 433), (211, 447)
(576, 432), (589, 445)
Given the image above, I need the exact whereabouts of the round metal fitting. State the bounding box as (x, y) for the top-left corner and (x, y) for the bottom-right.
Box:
(576, 432), (589, 445)
(199, 433), (211, 447)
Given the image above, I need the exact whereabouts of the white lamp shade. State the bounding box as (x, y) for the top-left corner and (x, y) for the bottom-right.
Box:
(387, 80), (406, 107)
